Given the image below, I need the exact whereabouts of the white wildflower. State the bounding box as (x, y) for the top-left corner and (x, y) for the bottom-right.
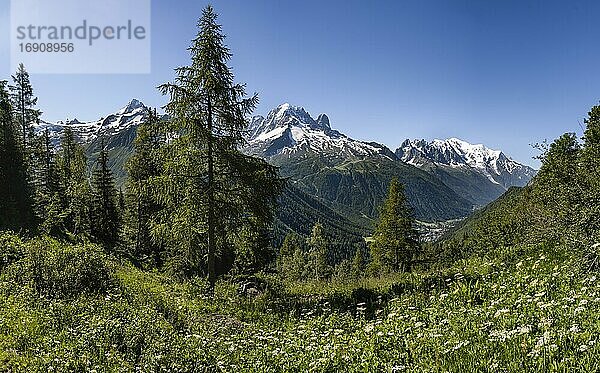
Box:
(494, 308), (509, 317)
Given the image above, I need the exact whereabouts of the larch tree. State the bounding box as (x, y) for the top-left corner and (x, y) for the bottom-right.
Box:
(278, 232), (306, 281)
(307, 222), (330, 280)
(156, 6), (283, 287)
(370, 177), (419, 274)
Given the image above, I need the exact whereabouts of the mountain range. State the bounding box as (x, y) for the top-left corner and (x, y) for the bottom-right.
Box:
(244, 103), (535, 220)
(36, 99), (150, 182)
(34, 99), (536, 241)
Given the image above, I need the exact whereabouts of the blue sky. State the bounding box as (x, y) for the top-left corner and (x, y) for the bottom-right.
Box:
(2, 0), (600, 167)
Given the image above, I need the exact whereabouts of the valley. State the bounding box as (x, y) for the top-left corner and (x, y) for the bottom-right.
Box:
(35, 100), (535, 244)
(3, 2), (596, 371)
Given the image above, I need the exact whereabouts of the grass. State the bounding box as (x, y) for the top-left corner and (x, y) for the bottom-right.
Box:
(1, 233), (599, 371)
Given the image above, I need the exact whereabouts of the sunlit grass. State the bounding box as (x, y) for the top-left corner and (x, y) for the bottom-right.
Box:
(1, 234), (599, 371)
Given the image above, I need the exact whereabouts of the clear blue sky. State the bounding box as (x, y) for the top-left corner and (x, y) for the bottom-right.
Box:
(2, 0), (600, 167)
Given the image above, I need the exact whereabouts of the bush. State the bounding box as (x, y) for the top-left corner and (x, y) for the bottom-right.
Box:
(2, 236), (115, 298)
(0, 232), (25, 273)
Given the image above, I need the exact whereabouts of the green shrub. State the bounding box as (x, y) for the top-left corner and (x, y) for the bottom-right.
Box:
(0, 232), (25, 273)
(4, 237), (115, 298)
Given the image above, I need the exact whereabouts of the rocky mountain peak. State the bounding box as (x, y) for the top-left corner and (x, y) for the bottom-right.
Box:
(119, 98), (146, 115)
(396, 138), (536, 188)
(316, 114), (330, 129)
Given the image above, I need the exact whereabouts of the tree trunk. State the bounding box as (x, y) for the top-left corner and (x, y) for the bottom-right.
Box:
(207, 95), (216, 290)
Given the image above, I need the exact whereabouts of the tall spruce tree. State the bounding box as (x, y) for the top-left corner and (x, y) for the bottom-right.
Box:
(56, 127), (92, 236)
(156, 6), (283, 287)
(33, 128), (63, 234)
(91, 141), (120, 248)
(124, 108), (164, 265)
(59, 127), (76, 183)
(10, 63), (39, 151)
(370, 177), (419, 274)
(0, 80), (34, 230)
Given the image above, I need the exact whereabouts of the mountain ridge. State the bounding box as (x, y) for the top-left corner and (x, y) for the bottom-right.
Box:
(245, 102), (535, 210)
(35, 98), (149, 147)
(395, 137), (536, 189)
(33, 99), (535, 232)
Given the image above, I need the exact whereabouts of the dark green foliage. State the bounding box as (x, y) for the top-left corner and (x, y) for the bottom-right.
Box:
(438, 104), (600, 270)
(155, 6), (283, 285)
(56, 127), (93, 237)
(370, 177), (420, 274)
(91, 142), (121, 248)
(351, 245), (367, 279)
(32, 129), (63, 235)
(274, 185), (369, 262)
(530, 133), (582, 243)
(124, 108), (164, 266)
(0, 80), (35, 231)
(0, 232), (25, 273)
(0, 233), (114, 298)
(578, 106), (600, 243)
(439, 186), (533, 260)
(232, 225), (276, 276)
(9, 63), (39, 151)
(21, 239), (113, 298)
(275, 154), (473, 223)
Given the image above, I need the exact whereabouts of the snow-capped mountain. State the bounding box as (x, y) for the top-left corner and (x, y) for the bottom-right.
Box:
(245, 104), (535, 189)
(246, 103), (535, 211)
(245, 103), (395, 160)
(34, 99), (148, 147)
(395, 138), (536, 189)
(31, 99), (535, 219)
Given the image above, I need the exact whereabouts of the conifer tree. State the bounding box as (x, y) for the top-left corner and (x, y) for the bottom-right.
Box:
(579, 106), (600, 241)
(289, 247), (307, 281)
(307, 223), (330, 280)
(370, 177), (419, 274)
(278, 232), (300, 266)
(10, 63), (40, 151)
(351, 246), (366, 280)
(91, 141), (120, 248)
(33, 128), (63, 234)
(156, 6), (283, 287)
(0, 80), (34, 230)
(278, 232), (306, 280)
(124, 108), (164, 265)
(56, 127), (92, 236)
(118, 189), (125, 213)
(233, 225), (275, 275)
(59, 127), (76, 183)
(531, 133), (582, 242)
